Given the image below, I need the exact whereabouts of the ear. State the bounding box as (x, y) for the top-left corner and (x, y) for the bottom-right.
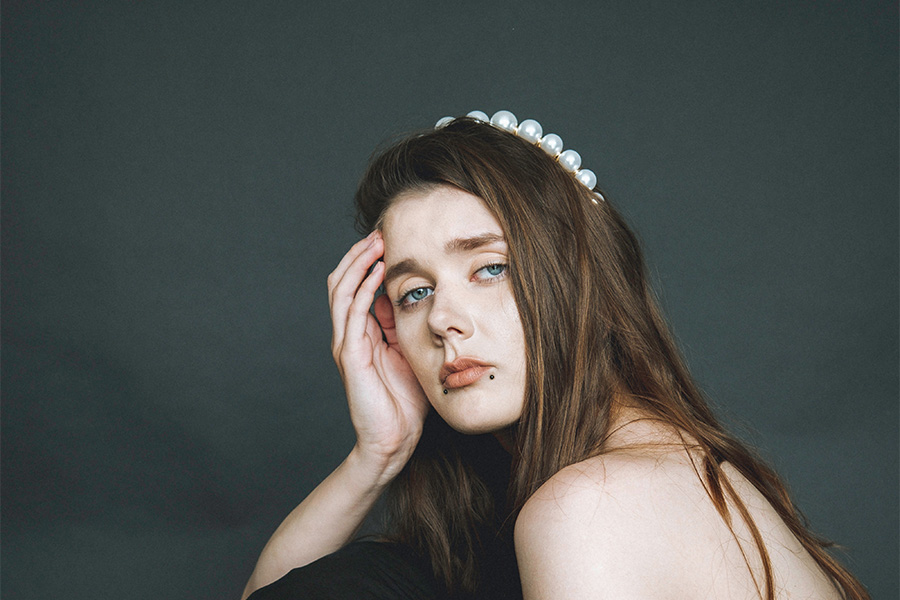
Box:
(373, 293), (402, 351)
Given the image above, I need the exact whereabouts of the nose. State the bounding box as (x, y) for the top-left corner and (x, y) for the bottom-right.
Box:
(426, 283), (473, 343)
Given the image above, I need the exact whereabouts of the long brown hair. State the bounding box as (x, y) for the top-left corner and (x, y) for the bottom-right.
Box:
(354, 117), (869, 598)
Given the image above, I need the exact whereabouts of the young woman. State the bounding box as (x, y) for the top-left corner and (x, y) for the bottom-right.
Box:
(241, 112), (869, 599)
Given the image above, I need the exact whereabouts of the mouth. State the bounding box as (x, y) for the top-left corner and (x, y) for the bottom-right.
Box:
(440, 357), (492, 390)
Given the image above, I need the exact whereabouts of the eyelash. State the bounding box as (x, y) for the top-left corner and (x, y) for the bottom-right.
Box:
(395, 263), (509, 310)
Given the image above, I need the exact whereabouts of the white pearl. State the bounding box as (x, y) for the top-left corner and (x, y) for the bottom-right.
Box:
(435, 116), (454, 128)
(467, 110), (490, 122)
(490, 110), (518, 132)
(517, 119), (543, 143)
(575, 168), (597, 189)
(540, 133), (563, 156)
(559, 149), (582, 172)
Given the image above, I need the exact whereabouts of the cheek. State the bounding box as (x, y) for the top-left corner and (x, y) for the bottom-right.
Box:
(395, 318), (430, 372)
(498, 298), (526, 358)
(394, 318), (414, 353)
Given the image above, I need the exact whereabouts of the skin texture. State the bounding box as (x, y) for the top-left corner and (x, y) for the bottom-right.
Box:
(514, 412), (844, 600)
(380, 186), (527, 435)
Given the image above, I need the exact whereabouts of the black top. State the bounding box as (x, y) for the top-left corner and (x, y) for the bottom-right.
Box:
(247, 540), (450, 600)
(249, 431), (523, 600)
(248, 534), (522, 600)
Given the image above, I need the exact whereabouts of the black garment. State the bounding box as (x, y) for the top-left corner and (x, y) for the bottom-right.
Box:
(249, 429), (523, 599)
(247, 535), (522, 600)
(247, 540), (449, 600)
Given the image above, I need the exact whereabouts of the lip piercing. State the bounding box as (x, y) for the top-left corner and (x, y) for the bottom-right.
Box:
(489, 375), (495, 380)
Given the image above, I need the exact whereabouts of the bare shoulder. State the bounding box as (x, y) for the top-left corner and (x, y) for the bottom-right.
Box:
(515, 451), (670, 529)
(515, 452), (843, 600)
(514, 452), (702, 599)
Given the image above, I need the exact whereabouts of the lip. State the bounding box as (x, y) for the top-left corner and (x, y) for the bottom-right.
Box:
(440, 357), (493, 390)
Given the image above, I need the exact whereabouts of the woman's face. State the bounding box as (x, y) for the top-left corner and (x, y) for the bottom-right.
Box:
(380, 186), (527, 434)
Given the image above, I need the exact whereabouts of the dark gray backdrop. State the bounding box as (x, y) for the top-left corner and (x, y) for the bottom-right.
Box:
(2, 2), (897, 598)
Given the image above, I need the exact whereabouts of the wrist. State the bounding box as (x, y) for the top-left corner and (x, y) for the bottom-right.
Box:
(347, 441), (415, 488)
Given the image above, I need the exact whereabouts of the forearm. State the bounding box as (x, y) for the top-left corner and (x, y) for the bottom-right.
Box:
(240, 446), (402, 599)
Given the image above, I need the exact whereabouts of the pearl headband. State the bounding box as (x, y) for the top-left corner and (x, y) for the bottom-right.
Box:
(435, 110), (604, 203)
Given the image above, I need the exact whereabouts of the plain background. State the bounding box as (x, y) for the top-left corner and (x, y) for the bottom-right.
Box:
(2, 2), (897, 598)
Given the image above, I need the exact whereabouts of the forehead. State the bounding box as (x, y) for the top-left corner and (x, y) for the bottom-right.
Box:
(381, 186), (503, 253)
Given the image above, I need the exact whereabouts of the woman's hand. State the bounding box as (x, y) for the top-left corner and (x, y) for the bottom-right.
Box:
(328, 230), (429, 480)
(242, 242), (426, 597)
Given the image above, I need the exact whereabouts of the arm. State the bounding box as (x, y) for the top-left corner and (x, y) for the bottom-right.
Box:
(240, 447), (397, 599)
(241, 231), (429, 599)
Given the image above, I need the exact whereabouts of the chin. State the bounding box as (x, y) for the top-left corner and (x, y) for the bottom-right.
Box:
(443, 419), (510, 436)
(429, 395), (521, 435)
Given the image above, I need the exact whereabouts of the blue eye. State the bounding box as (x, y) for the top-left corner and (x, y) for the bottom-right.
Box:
(398, 286), (433, 306)
(475, 263), (507, 279)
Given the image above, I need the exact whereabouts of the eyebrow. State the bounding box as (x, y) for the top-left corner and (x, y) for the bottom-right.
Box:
(444, 232), (505, 253)
(383, 233), (507, 286)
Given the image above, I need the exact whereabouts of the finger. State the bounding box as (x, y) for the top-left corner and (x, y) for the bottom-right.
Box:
(364, 303), (384, 345)
(327, 230), (377, 287)
(327, 231), (381, 302)
(373, 294), (400, 348)
(343, 260), (385, 354)
(329, 234), (382, 312)
(330, 236), (384, 346)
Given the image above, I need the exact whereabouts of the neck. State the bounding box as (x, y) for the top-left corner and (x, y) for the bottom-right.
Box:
(602, 402), (695, 453)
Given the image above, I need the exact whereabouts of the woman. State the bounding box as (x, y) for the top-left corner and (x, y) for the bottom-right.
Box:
(241, 112), (869, 599)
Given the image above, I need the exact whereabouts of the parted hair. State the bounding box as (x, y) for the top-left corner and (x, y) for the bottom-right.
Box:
(353, 117), (869, 599)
